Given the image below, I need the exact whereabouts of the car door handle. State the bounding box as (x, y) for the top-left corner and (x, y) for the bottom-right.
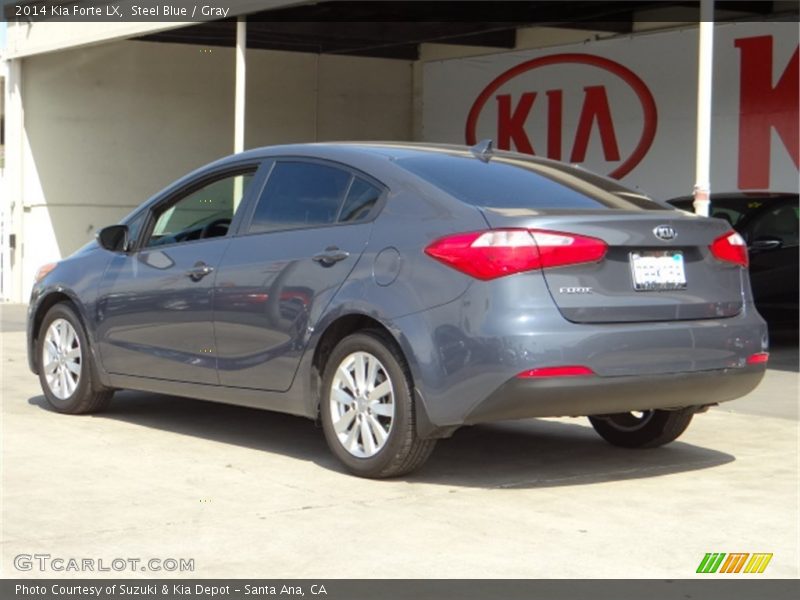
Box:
(186, 262), (214, 281)
(312, 247), (350, 267)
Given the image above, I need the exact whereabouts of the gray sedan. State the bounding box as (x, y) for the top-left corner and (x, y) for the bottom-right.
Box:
(27, 143), (768, 477)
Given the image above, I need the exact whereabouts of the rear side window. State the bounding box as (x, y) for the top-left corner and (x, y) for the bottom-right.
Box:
(247, 162), (382, 233)
(340, 178), (382, 223)
(396, 154), (664, 211)
(249, 162), (352, 233)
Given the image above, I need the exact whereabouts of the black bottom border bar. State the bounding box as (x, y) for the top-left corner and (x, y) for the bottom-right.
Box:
(4, 580), (799, 600)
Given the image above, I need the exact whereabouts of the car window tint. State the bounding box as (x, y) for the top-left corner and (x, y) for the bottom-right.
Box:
(339, 178), (381, 223)
(396, 154), (665, 210)
(146, 172), (254, 247)
(708, 199), (753, 225)
(249, 162), (352, 233)
(749, 203), (799, 247)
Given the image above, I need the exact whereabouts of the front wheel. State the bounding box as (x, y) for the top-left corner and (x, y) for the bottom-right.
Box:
(320, 330), (435, 478)
(37, 303), (113, 414)
(588, 409), (694, 448)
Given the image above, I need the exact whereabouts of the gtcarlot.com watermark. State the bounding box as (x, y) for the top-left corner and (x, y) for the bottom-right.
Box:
(14, 553), (195, 573)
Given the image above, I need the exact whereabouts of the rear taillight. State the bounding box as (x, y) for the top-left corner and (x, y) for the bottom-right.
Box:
(710, 231), (749, 267)
(424, 228), (608, 280)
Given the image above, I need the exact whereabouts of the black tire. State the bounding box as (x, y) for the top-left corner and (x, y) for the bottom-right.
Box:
(320, 330), (436, 478)
(37, 303), (113, 414)
(588, 409), (694, 449)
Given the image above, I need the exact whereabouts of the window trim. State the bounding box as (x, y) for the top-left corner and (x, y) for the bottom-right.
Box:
(237, 157), (388, 237)
(136, 162), (264, 252)
(119, 209), (148, 252)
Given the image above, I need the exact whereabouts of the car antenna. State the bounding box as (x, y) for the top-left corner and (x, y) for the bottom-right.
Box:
(470, 139), (494, 162)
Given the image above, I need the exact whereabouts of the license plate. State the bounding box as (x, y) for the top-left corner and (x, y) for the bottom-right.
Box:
(630, 250), (687, 291)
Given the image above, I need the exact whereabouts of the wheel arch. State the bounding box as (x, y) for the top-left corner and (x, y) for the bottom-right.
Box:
(30, 291), (81, 370)
(310, 313), (396, 392)
(29, 289), (107, 390)
(307, 312), (445, 439)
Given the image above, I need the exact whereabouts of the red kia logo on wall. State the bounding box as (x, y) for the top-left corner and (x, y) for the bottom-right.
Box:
(465, 53), (658, 180)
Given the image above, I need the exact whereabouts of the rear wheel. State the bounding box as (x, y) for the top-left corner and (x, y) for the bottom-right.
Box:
(37, 303), (113, 414)
(588, 409), (694, 448)
(320, 330), (435, 478)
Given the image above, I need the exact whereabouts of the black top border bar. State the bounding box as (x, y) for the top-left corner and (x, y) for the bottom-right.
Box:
(3, 0), (799, 23)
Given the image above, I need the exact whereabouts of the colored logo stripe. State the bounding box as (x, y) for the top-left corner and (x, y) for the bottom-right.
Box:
(697, 553), (773, 574)
(697, 553), (726, 573)
(744, 553), (773, 573)
(720, 553), (749, 573)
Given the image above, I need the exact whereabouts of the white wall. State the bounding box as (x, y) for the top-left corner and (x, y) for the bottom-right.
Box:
(10, 40), (412, 300)
(6, 23), (687, 301)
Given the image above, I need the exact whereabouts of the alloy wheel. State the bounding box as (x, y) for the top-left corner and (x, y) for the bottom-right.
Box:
(329, 351), (395, 458)
(42, 318), (82, 400)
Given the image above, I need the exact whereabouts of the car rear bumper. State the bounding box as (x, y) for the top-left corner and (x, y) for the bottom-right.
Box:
(462, 365), (766, 424)
(393, 279), (769, 434)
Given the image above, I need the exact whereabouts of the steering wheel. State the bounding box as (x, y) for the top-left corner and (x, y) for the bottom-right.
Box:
(200, 218), (232, 239)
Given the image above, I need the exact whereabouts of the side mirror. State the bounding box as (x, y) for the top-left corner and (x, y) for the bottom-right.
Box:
(749, 236), (783, 252)
(97, 225), (130, 252)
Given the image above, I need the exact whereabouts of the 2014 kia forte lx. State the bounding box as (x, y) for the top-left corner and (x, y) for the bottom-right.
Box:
(27, 142), (768, 478)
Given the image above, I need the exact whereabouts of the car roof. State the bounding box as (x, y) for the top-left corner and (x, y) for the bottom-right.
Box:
(213, 141), (604, 170)
(221, 142), (476, 162)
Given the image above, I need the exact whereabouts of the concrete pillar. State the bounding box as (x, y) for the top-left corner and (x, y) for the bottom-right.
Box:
(234, 17), (247, 154)
(2, 58), (24, 302)
(693, 0), (714, 217)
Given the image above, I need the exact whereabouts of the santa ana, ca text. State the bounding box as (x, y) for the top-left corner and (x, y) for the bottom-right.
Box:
(16, 585), (327, 597)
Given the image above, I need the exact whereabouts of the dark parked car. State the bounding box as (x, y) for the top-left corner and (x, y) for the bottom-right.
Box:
(668, 193), (798, 333)
(28, 143), (768, 478)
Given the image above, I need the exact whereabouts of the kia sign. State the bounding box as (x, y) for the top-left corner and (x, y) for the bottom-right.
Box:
(465, 54), (657, 179)
(424, 22), (799, 199)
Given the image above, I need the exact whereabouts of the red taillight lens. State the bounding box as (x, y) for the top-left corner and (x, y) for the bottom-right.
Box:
(710, 231), (749, 267)
(529, 229), (608, 269)
(517, 366), (595, 378)
(424, 230), (537, 280)
(424, 228), (607, 280)
(746, 352), (769, 365)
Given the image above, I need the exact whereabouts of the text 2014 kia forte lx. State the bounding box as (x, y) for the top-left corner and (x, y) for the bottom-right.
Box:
(28, 143), (768, 478)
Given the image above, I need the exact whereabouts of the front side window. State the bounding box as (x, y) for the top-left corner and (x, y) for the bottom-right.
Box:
(145, 171), (254, 247)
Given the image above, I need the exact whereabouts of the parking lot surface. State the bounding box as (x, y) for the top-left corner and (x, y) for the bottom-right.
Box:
(1, 303), (797, 578)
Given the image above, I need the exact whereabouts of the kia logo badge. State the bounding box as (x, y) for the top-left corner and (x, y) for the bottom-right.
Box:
(653, 225), (677, 241)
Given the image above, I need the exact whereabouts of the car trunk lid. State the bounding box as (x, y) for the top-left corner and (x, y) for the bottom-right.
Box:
(480, 208), (745, 323)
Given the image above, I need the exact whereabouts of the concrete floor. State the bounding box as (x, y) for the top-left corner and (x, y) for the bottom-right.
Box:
(1, 303), (798, 578)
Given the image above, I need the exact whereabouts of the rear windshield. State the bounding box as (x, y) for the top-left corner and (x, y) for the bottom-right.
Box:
(396, 154), (666, 211)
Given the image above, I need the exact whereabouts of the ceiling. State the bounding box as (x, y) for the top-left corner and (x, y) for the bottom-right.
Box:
(137, 1), (799, 60)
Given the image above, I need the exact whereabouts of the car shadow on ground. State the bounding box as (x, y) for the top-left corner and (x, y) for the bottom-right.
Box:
(28, 391), (734, 489)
